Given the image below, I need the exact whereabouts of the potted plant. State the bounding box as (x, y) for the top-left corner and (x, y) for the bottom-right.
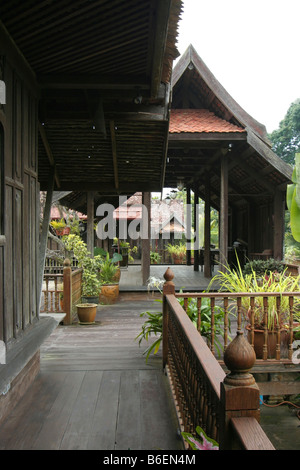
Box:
(166, 242), (186, 264)
(150, 251), (161, 264)
(63, 234), (103, 304)
(50, 218), (70, 236)
(210, 257), (300, 358)
(99, 253), (122, 304)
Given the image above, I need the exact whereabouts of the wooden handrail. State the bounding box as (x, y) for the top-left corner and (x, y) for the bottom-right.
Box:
(230, 417), (275, 450)
(162, 267), (275, 450)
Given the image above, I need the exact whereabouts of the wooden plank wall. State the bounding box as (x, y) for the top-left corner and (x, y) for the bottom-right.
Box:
(0, 54), (39, 345)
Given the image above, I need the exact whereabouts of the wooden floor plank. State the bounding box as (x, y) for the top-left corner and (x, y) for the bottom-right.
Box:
(87, 370), (121, 450)
(59, 370), (104, 450)
(115, 370), (141, 450)
(139, 370), (182, 450)
(0, 371), (66, 450)
(32, 371), (86, 450)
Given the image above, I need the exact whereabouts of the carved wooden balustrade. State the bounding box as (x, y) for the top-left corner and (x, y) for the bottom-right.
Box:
(175, 291), (300, 362)
(162, 267), (276, 450)
(41, 259), (83, 325)
(41, 273), (64, 313)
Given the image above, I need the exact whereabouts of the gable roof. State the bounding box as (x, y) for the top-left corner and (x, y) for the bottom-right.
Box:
(171, 44), (270, 145)
(163, 44), (292, 204)
(170, 109), (246, 134)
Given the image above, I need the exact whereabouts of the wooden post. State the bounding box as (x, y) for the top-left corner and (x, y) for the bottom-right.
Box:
(273, 189), (285, 260)
(204, 173), (211, 277)
(219, 331), (260, 450)
(63, 258), (72, 325)
(219, 154), (228, 272)
(87, 191), (94, 257)
(193, 185), (199, 271)
(38, 166), (54, 310)
(142, 192), (151, 285)
(162, 267), (175, 369)
(186, 186), (191, 266)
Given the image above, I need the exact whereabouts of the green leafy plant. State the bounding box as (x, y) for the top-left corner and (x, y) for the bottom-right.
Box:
(63, 234), (103, 297)
(182, 426), (218, 450)
(50, 218), (67, 230)
(99, 253), (122, 285)
(287, 153), (300, 242)
(166, 242), (186, 263)
(242, 258), (285, 276)
(135, 307), (163, 361)
(210, 257), (300, 331)
(150, 251), (161, 264)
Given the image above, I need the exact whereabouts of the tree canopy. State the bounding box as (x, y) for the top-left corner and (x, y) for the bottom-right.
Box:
(269, 98), (300, 165)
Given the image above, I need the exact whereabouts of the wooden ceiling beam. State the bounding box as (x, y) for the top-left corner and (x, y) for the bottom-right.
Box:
(38, 74), (150, 91)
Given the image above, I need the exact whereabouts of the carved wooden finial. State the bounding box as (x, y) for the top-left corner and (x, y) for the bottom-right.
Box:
(223, 331), (256, 386)
(163, 267), (175, 295)
(64, 258), (71, 267)
(164, 267), (174, 283)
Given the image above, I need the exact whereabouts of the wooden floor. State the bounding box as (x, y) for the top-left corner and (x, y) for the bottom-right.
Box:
(119, 264), (216, 291)
(0, 298), (183, 451)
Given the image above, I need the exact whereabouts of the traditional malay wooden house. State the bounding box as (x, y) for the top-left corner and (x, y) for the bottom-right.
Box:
(0, 0), (183, 423)
(165, 45), (293, 276)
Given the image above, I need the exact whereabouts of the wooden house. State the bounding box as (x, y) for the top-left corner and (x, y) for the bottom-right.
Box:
(0, 1), (183, 423)
(165, 45), (293, 275)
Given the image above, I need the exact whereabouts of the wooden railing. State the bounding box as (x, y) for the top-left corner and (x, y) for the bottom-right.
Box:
(62, 259), (83, 325)
(40, 259), (83, 325)
(44, 254), (78, 274)
(162, 267), (275, 450)
(175, 291), (300, 361)
(41, 273), (64, 313)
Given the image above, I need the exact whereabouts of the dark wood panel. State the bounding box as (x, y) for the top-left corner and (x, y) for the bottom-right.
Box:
(4, 184), (13, 341)
(22, 173), (30, 325)
(13, 188), (22, 334)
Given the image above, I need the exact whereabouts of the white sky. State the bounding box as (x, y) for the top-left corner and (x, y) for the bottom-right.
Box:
(175, 0), (300, 134)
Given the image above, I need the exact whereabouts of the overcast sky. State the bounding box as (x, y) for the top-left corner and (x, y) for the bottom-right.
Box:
(175, 0), (300, 134)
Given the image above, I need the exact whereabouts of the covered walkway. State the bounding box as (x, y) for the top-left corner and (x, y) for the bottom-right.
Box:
(0, 298), (182, 451)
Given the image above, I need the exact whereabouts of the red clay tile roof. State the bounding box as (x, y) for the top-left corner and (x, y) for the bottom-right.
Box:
(169, 109), (246, 134)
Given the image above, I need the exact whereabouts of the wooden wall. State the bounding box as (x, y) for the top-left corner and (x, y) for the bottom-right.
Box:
(0, 42), (39, 346)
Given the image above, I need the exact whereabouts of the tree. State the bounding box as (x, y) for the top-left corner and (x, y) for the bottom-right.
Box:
(286, 153), (300, 242)
(269, 98), (300, 165)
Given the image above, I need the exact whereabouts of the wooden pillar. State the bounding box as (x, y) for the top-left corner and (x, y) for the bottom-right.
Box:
(162, 267), (175, 369)
(204, 173), (211, 277)
(193, 185), (199, 271)
(63, 258), (72, 325)
(87, 191), (94, 257)
(186, 186), (192, 266)
(273, 189), (285, 260)
(142, 192), (151, 285)
(219, 155), (228, 271)
(38, 167), (54, 309)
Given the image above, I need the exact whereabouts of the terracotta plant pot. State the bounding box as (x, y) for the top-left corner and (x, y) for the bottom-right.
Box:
(56, 227), (70, 236)
(99, 284), (119, 305)
(246, 325), (289, 359)
(76, 303), (97, 324)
